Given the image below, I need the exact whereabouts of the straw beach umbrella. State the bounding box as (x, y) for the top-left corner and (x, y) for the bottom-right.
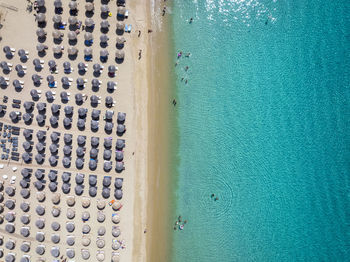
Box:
(84, 32), (93, 41)
(48, 60), (56, 70)
(105, 122), (113, 132)
(89, 175), (97, 186)
(62, 172), (71, 183)
(78, 62), (87, 71)
(100, 34), (109, 43)
(118, 112), (126, 122)
(51, 246), (60, 257)
(91, 137), (99, 147)
(102, 187), (110, 198)
(90, 148), (98, 158)
(51, 132), (59, 142)
(82, 224), (90, 234)
(97, 238), (105, 248)
(50, 116), (58, 126)
(97, 199), (106, 210)
(77, 135), (86, 145)
(22, 113), (32, 123)
(52, 30), (62, 39)
(62, 183), (71, 194)
(63, 118), (71, 127)
(68, 31), (77, 40)
(63, 145), (72, 155)
(52, 193), (60, 204)
(68, 47), (78, 55)
(37, 0), (45, 7)
(118, 7), (126, 16)
(51, 222), (60, 231)
(36, 245), (45, 255)
(64, 134), (72, 144)
(112, 241), (121, 250)
(112, 226), (121, 237)
(64, 105), (73, 115)
(54, 0), (62, 8)
(115, 50), (125, 60)
(104, 161), (112, 171)
(89, 159), (97, 170)
(81, 249), (90, 259)
(35, 115), (45, 125)
(76, 158), (84, 169)
(85, 3), (94, 12)
(105, 96), (114, 107)
(62, 76), (70, 87)
(66, 236), (75, 246)
(89, 186), (97, 197)
(67, 249), (75, 258)
(77, 119), (86, 129)
(51, 207), (60, 217)
(115, 178), (123, 189)
(20, 202), (30, 212)
(116, 22), (125, 31)
(69, 1), (77, 10)
(53, 45), (62, 54)
(75, 93), (83, 103)
(36, 13), (46, 23)
(100, 49), (109, 58)
(100, 20), (110, 29)
(97, 211), (105, 222)
(116, 36), (125, 46)
(35, 231), (45, 242)
(104, 138), (112, 148)
(52, 14), (62, 23)
(67, 209), (75, 219)
(36, 44), (46, 52)
(85, 18), (94, 27)
(115, 162), (125, 172)
(90, 94), (99, 104)
(68, 16), (77, 25)
(103, 150), (111, 160)
(84, 47), (93, 56)
(112, 214), (120, 224)
(115, 189), (123, 200)
(101, 4), (109, 13)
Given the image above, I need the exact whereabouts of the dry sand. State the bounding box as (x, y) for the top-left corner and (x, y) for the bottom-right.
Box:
(0, 0), (151, 261)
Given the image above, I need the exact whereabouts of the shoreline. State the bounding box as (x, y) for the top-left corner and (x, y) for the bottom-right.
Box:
(146, 0), (176, 261)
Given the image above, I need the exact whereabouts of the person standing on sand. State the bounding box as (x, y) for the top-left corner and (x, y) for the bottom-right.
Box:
(138, 30), (141, 37)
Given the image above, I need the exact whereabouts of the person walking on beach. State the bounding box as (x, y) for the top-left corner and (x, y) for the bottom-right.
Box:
(139, 49), (142, 60)
(172, 99), (177, 106)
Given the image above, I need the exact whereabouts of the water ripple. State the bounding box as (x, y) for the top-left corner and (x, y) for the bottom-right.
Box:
(198, 175), (235, 221)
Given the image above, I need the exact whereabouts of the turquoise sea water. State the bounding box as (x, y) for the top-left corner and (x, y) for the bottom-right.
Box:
(170, 0), (350, 261)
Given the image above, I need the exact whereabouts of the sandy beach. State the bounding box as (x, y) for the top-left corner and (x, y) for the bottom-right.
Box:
(0, 0), (152, 261)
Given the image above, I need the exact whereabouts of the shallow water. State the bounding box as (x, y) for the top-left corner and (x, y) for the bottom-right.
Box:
(170, 0), (350, 261)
